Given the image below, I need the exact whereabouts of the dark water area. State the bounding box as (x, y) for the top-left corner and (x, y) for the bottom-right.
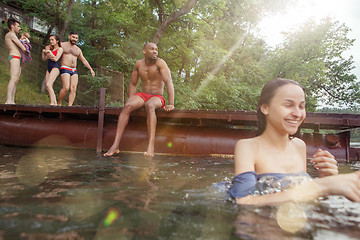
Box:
(0, 145), (359, 240)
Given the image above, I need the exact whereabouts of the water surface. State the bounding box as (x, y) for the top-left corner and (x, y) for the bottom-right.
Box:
(0, 145), (359, 239)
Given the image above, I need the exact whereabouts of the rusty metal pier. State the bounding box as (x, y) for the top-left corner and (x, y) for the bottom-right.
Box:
(1, 101), (360, 161)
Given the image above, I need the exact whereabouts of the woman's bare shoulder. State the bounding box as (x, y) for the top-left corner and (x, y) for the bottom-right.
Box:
(234, 137), (261, 174)
(234, 137), (262, 159)
(291, 137), (306, 148)
(237, 136), (261, 145)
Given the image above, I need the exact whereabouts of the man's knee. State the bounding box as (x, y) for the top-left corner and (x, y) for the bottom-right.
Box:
(145, 101), (159, 112)
(123, 102), (139, 112)
(9, 76), (19, 85)
(70, 85), (77, 92)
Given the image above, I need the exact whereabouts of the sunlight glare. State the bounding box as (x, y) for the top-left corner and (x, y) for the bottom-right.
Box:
(259, 0), (342, 46)
(276, 202), (307, 233)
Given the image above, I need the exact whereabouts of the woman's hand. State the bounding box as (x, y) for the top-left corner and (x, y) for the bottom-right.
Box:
(311, 149), (338, 177)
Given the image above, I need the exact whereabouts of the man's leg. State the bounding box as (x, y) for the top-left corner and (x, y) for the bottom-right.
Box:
(58, 74), (70, 106)
(6, 58), (21, 104)
(68, 74), (79, 106)
(104, 95), (146, 156)
(144, 97), (163, 157)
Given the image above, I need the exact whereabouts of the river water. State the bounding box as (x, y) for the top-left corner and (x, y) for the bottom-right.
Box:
(0, 145), (359, 239)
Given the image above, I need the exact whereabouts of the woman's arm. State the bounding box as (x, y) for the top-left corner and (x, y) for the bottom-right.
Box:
(41, 49), (48, 61)
(234, 139), (256, 175)
(236, 171), (360, 205)
(48, 47), (63, 62)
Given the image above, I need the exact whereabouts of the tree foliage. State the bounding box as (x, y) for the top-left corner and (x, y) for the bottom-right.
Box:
(4, 0), (358, 111)
(265, 18), (358, 111)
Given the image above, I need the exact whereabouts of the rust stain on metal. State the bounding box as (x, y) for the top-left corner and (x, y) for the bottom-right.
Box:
(0, 104), (359, 161)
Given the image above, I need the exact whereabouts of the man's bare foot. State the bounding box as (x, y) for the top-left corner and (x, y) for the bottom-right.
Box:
(144, 151), (154, 157)
(103, 149), (120, 157)
(144, 144), (154, 157)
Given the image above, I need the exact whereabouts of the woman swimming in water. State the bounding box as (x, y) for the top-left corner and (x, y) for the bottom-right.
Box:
(42, 34), (63, 105)
(229, 78), (360, 204)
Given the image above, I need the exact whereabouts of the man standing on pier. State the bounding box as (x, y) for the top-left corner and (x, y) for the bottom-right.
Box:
(58, 32), (95, 106)
(4, 18), (26, 104)
(104, 42), (175, 157)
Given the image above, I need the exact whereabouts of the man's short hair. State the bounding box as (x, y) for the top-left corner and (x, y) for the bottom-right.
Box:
(69, 31), (78, 36)
(143, 42), (156, 49)
(7, 18), (20, 29)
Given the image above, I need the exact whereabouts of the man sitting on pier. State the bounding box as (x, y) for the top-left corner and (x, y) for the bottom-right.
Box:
(104, 42), (175, 157)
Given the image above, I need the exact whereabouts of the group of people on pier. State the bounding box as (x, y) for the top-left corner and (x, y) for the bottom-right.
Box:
(4, 18), (174, 157)
(5, 18), (94, 106)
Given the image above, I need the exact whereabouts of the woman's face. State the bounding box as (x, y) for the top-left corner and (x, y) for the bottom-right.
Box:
(49, 36), (58, 46)
(261, 84), (306, 136)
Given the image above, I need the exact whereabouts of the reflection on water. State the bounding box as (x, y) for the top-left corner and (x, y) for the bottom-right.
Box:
(0, 145), (359, 239)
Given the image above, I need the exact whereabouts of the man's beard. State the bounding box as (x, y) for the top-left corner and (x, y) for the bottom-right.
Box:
(70, 40), (77, 45)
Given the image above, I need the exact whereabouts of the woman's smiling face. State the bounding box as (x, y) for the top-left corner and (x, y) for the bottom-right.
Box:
(261, 83), (306, 136)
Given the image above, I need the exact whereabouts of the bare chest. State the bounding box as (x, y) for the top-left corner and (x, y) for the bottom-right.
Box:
(138, 65), (161, 80)
(255, 149), (305, 174)
(63, 45), (80, 57)
(5, 33), (17, 50)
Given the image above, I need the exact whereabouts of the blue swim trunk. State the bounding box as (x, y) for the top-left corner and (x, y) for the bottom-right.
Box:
(60, 66), (78, 75)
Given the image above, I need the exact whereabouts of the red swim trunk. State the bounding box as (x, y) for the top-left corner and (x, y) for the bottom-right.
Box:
(135, 92), (166, 108)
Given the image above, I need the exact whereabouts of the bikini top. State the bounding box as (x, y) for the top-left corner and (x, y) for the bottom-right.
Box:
(228, 171), (312, 198)
(52, 49), (58, 56)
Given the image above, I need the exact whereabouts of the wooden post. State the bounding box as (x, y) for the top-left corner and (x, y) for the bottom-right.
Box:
(345, 131), (350, 163)
(96, 88), (106, 153)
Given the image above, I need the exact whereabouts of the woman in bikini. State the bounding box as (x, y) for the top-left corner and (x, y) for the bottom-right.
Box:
(42, 35), (63, 105)
(229, 78), (360, 204)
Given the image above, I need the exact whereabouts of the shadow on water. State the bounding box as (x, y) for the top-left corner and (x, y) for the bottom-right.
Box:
(0, 145), (359, 239)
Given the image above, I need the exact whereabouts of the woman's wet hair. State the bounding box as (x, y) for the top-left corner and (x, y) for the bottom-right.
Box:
(49, 34), (61, 49)
(256, 78), (305, 135)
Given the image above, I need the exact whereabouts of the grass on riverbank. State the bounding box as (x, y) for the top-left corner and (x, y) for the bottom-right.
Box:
(0, 62), (49, 105)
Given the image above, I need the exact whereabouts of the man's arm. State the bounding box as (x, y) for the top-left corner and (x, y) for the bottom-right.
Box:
(159, 59), (174, 111)
(128, 62), (140, 97)
(78, 49), (95, 77)
(11, 33), (26, 53)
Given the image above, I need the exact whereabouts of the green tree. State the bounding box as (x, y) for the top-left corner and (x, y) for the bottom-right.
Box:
(166, 0), (284, 109)
(265, 18), (358, 111)
(5, 0), (358, 111)
(4, 0), (75, 42)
